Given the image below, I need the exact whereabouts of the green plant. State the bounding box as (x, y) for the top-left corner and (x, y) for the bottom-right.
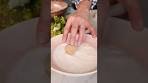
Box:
(0, 0), (41, 31)
(51, 16), (66, 37)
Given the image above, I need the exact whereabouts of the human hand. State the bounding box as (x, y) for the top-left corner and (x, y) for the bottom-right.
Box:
(62, 10), (97, 46)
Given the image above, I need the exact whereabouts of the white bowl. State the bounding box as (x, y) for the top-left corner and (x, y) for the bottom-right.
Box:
(51, 34), (97, 77)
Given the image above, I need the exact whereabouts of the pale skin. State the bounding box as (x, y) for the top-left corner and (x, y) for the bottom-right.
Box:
(37, 0), (144, 46)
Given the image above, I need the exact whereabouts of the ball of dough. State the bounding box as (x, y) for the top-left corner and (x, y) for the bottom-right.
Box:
(64, 44), (77, 55)
(52, 43), (97, 74)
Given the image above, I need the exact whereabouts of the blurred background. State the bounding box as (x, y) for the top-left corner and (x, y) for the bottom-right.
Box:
(0, 0), (148, 31)
(0, 0), (41, 31)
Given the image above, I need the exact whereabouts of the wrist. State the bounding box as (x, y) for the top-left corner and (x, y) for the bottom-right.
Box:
(76, 0), (91, 16)
(77, 0), (91, 11)
(73, 10), (89, 22)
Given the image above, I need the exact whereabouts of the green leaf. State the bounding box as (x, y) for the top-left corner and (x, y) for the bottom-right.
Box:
(53, 23), (61, 31)
(60, 16), (65, 24)
(53, 16), (59, 23)
(50, 16), (66, 37)
(55, 30), (61, 35)
(50, 23), (54, 30)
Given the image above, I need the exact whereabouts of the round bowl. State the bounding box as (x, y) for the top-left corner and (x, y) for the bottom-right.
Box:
(51, 1), (68, 17)
(51, 34), (97, 77)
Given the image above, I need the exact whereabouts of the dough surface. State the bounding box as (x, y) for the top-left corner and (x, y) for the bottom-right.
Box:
(52, 43), (97, 73)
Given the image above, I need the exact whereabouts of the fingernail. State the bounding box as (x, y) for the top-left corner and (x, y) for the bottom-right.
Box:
(66, 40), (70, 44)
(78, 42), (81, 46)
(62, 36), (67, 43)
(93, 35), (96, 38)
(75, 42), (78, 47)
(62, 38), (65, 43)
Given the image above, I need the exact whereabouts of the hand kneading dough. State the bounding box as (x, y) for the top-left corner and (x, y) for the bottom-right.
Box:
(52, 43), (97, 73)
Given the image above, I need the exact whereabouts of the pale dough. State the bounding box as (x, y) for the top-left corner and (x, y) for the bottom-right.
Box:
(52, 43), (97, 74)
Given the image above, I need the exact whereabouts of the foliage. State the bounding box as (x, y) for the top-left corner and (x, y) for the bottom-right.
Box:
(51, 16), (66, 37)
(0, 0), (41, 31)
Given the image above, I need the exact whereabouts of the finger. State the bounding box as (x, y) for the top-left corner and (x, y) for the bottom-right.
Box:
(119, 0), (144, 31)
(66, 33), (71, 44)
(86, 22), (97, 37)
(78, 26), (85, 46)
(70, 24), (79, 45)
(62, 17), (73, 42)
(74, 34), (79, 46)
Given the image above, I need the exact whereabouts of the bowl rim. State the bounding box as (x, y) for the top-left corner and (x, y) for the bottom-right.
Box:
(51, 67), (97, 77)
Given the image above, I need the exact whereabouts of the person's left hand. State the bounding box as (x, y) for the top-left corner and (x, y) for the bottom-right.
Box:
(62, 11), (97, 46)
